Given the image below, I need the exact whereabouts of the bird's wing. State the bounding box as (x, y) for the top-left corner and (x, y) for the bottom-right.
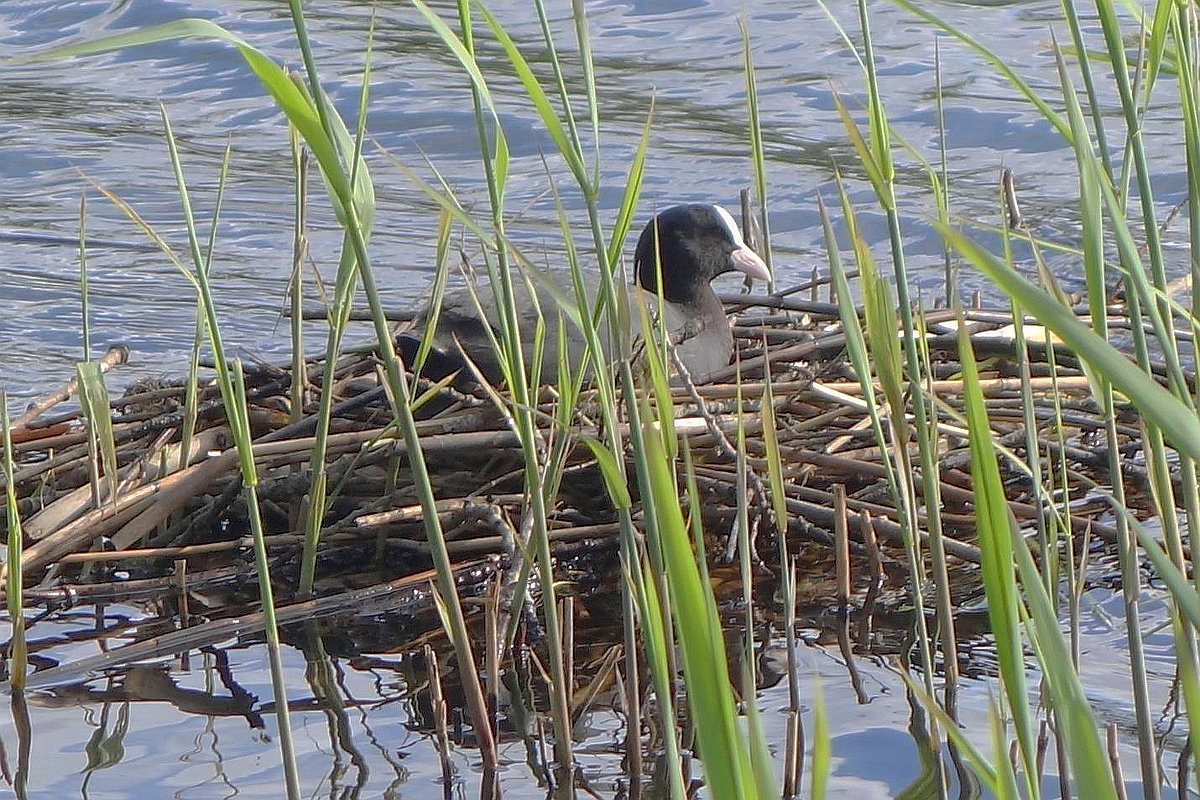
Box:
(627, 287), (734, 384)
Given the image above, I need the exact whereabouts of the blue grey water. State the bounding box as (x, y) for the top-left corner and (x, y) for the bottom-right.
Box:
(5, 0), (1186, 404)
(0, 0), (1186, 797)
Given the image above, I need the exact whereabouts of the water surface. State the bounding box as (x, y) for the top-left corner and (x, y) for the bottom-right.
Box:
(4, 0), (1186, 400)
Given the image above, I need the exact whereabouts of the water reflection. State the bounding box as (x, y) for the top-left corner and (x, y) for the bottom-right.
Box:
(0, 567), (951, 797)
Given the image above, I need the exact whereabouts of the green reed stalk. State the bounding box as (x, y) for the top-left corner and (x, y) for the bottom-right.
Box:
(296, 243), (360, 594)
(761, 363), (804, 794)
(180, 142), (231, 478)
(844, 7), (958, 787)
(78, 194), (90, 361)
(156, 107), (301, 797)
(734, 69), (779, 786)
(621, 319), (681, 746)
(809, 676), (829, 800)
(518, 2), (679, 780)
(280, 3), (502, 777)
(288, 129), (309, 429)
(231, 359), (301, 798)
(820, 190), (903, 537)
(1059, 0), (1114, 182)
(1177, 4), (1200, 296)
(826, 144), (953, 792)
(914, 305), (963, 731)
(907, 672), (1012, 796)
(958, 321), (1118, 799)
(406, 210), (455, 388)
(1, 394), (27, 692)
(933, 42), (955, 305)
(988, 695), (1021, 799)
(76, 363), (117, 509)
(532, 2), (585, 174)
(997, 213), (1054, 595)
(894, 110), (965, 727)
(639, 393), (773, 800)
(734, 409), (773, 796)
(1047, 40), (1162, 793)
(740, 19), (772, 280)
(821, 186), (957, 746)
(630, 514), (688, 798)
(589, 426), (686, 798)
(437, 0), (576, 775)
(1172, 0), (1200, 613)
(735, 386), (754, 687)
(1095, 0), (1172, 327)
(293, 6), (376, 597)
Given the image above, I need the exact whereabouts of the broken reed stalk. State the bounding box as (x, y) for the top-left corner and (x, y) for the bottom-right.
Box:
(9, 344), (129, 432)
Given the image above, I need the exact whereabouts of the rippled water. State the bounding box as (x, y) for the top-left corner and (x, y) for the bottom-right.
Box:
(0, 0), (1188, 798)
(3, 0), (1189, 402)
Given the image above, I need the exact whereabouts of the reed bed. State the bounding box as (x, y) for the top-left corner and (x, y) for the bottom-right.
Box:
(1, 288), (1158, 664)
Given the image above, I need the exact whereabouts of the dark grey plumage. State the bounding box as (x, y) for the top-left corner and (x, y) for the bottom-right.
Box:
(400, 203), (769, 385)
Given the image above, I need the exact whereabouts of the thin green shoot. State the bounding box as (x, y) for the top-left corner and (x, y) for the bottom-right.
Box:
(1, 393), (27, 692)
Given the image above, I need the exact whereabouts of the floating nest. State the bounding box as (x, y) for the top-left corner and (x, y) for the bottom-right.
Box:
(0, 290), (1161, 685)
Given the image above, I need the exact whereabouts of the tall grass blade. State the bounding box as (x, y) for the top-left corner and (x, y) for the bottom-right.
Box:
(295, 16), (378, 594)
(842, 15), (957, 785)
(473, 4), (586, 185)
(407, 211), (454, 385)
(1059, 0), (1115, 181)
(76, 362), (118, 507)
(605, 103), (653, 270)
(933, 40), (955, 305)
(530, 0), (586, 183)
(229, 360), (302, 800)
(739, 18), (772, 278)
(630, 549), (687, 799)
(287, 129), (309, 428)
(439, 0), (574, 777)
(1, 394), (27, 692)
(902, 673), (1010, 796)
(951, 319), (1037, 793)
(637, 402), (770, 799)
(1051, 34), (1162, 794)
(959, 324), (1118, 799)
(809, 675), (830, 800)
(942, 226), (1200, 463)
(78, 194), (90, 361)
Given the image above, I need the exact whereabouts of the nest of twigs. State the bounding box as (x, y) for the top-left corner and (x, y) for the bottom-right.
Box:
(1, 291), (1161, 683)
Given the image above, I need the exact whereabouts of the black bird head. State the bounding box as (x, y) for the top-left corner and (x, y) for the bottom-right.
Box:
(633, 203), (770, 305)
